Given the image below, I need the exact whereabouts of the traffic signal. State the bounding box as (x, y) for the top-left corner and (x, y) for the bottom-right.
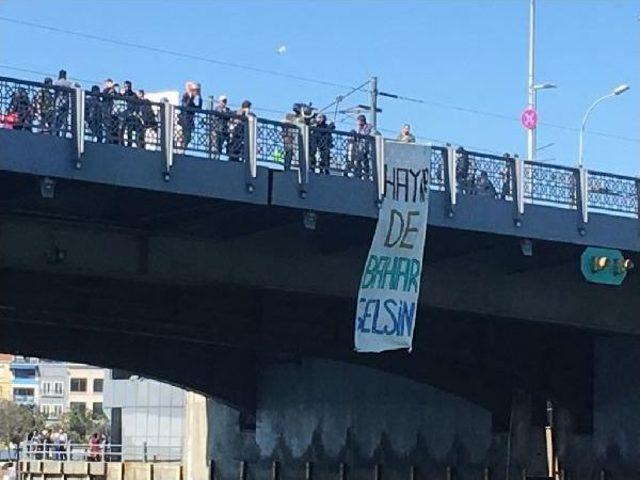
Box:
(581, 247), (634, 286)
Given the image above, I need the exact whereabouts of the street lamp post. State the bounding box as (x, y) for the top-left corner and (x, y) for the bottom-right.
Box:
(578, 84), (630, 168)
(526, 0), (556, 161)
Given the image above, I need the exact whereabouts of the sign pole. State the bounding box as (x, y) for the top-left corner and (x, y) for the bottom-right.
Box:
(527, 0), (536, 161)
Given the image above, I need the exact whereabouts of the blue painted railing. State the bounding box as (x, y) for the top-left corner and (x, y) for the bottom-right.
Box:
(0, 74), (638, 220)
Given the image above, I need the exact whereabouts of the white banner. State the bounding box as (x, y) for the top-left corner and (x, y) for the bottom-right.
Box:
(355, 142), (431, 353)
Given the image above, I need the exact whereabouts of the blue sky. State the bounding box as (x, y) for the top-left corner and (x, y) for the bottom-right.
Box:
(0, 0), (638, 175)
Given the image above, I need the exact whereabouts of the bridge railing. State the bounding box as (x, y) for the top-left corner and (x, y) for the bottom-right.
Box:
(430, 146), (447, 191)
(2, 74), (640, 222)
(256, 117), (299, 168)
(173, 106), (249, 162)
(587, 169), (639, 217)
(523, 161), (577, 208)
(456, 148), (513, 200)
(19, 443), (182, 462)
(0, 76), (73, 137)
(306, 127), (377, 178)
(84, 91), (163, 150)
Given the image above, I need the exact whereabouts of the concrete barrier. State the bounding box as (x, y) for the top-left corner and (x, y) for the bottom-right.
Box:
(19, 461), (182, 480)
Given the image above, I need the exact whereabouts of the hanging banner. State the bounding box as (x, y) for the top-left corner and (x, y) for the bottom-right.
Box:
(355, 142), (431, 353)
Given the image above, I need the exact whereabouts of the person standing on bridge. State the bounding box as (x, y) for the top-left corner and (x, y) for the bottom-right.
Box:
(228, 100), (253, 161)
(178, 81), (202, 150)
(349, 114), (372, 179)
(53, 70), (74, 137)
(396, 124), (415, 143)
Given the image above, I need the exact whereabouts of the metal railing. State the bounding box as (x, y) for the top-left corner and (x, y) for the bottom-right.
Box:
(587, 170), (639, 216)
(84, 91), (163, 150)
(306, 127), (376, 178)
(256, 117), (299, 169)
(524, 161), (577, 208)
(20, 443), (181, 462)
(1, 75), (640, 220)
(0, 76), (73, 137)
(173, 106), (248, 161)
(430, 147), (446, 191)
(456, 148), (513, 200)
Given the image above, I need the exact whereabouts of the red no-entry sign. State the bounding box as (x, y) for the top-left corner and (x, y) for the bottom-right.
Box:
(521, 107), (538, 130)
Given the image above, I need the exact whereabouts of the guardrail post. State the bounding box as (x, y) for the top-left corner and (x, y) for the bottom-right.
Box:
(298, 124), (310, 198)
(444, 144), (458, 217)
(512, 153), (524, 226)
(73, 87), (85, 169)
(162, 101), (174, 181)
(246, 115), (257, 193)
(374, 133), (385, 207)
(575, 167), (588, 232)
(635, 178), (640, 222)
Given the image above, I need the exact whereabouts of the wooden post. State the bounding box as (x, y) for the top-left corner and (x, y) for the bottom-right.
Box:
(305, 461), (313, 480)
(239, 460), (247, 480)
(374, 464), (381, 480)
(483, 467), (491, 480)
(272, 460), (279, 480)
(339, 462), (347, 480)
(446, 466), (452, 480)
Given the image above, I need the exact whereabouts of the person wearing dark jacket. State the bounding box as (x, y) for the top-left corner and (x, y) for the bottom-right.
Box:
(86, 85), (104, 142)
(178, 81), (202, 149)
(137, 89), (158, 150)
(120, 80), (141, 147)
(101, 79), (120, 144)
(8, 87), (31, 131)
(310, 113), (334, 174)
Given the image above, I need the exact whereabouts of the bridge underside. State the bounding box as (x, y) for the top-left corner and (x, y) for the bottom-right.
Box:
(2, 171), (640, 478)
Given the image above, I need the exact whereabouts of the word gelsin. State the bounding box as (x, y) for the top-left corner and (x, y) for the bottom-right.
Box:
(356, 298), (416, 337)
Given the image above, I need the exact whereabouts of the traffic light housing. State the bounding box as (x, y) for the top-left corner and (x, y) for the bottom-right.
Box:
(581, 247), (634, 286)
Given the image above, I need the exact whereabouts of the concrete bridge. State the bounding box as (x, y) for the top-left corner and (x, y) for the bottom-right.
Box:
(1, 75), (640, 480)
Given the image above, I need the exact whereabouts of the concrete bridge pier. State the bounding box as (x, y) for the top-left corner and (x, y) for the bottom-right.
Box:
(182, 335), (640, 480)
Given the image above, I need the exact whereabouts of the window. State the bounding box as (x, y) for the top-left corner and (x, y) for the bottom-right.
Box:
(40, 404), (63, 419)
(41, 381), (64, 396)
(70, 402), (86, 413)
(92, 402), (103, 416)
(70, 378), (87, 392)
(14, 388), (34, 396)
(93, 379), (103, 393)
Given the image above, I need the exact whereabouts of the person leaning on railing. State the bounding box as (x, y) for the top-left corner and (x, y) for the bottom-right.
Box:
(348, 114), (373, 179)
(228, 100), (253, 162)
(34, 78), (55, 134)
(210, 95), (231, 159)
(178, 81), (202, 149)
(309, 113), (334, 174)
(7, 87), (32, 132)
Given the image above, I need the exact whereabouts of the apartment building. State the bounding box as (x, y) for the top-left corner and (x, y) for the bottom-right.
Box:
(10, 356), (39, 405)
(39, 361), (68, 423)
(0, 354), (13, 401)
(67, 364), (105, 414)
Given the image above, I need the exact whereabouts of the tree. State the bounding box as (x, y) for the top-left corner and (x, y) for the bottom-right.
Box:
(0, 400), (45, 449)
(61, 409), (109, 444)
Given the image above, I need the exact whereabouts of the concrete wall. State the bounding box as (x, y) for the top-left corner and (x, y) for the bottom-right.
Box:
(589, 336), (640, 476)
(209, 358), (497, 480)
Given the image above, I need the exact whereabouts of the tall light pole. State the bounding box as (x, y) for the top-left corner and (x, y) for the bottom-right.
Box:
(578, 84), (630, 168)
(526, 0), (556, 161)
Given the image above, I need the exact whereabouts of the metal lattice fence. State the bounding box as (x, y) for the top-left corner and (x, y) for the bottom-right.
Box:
(84, 92), (162, 150)
(257, 118), (299, 169)
(430, 147), (446, 191)
(173, 106), (247, 161)
(456, 149), (512, 199)
(587, 170), (638, 215)
(0, 76), (73, 137)
(524, 162), (577, 207)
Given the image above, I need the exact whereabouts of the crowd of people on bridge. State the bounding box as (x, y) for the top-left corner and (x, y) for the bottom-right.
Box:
(1, 68), (507, 193)
(1, 69), (424, 177)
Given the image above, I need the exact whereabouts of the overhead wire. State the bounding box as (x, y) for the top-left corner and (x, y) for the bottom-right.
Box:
(0, 16), (357, 90)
